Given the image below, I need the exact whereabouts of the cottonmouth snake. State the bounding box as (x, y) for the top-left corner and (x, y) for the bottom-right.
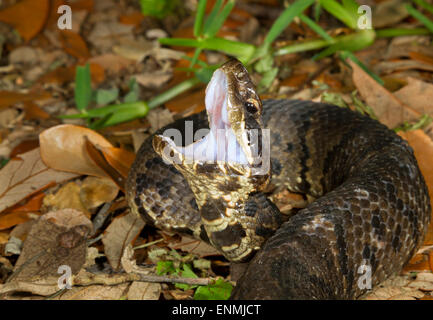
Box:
(126, 59), (431, 299)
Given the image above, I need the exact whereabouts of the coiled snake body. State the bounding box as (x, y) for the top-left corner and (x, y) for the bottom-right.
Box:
(126, 60), (431, 299)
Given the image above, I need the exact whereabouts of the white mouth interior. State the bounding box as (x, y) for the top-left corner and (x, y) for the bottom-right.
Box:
(165, 69), (247, 164)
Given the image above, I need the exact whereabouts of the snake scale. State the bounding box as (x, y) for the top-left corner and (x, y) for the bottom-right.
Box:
(126, 59), (431, 299)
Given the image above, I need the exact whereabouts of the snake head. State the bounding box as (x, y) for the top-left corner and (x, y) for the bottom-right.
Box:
(152, 59), (271, 197)
(152, 60), (280, 261)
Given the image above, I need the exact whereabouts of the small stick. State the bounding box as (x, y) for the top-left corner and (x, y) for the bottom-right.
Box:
(73, 272), (211, 287)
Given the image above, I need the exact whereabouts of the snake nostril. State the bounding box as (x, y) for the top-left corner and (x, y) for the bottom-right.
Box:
(245, 101), (257, 114)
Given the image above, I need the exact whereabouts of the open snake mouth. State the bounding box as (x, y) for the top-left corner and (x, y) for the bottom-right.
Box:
(155, 68), (249, 166)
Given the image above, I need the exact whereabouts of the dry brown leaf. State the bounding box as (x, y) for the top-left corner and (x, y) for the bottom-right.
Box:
(99, 146), (135, 180)
(0, 276), (60, 296)
(119, 12), (145, 26)
(39, 124), (113, 178)
(371, 0), (409, 28)
(0, 91), (51, 110)
(69, 0), (94, 12)
(54, 283), (129, 300)
(374, 60), (433, 75)
(38, 63), (105, 85)
(0, 148), (78, 213)
(364, 275), (425, 300)
(11, 209), (92, 282)
(127, 281), (161, 300)
(165, 89), (205, 115)
(43, 181), (89, 217)
(350, 59), (421, 128)
(9, 139), (39, 158)
(43, 177), (119, 218)
(80, 176), (119, 209)
(22, 101), (50, 120)
(88, 54), (135, 74)
(0, 0), (49, 41)
(102, 211), (145, 271)
(58, 30), (90, 60)
(0, 211), (40, 231)
(168, 236), (220, 258)
(394, 78), (433, 116)
(0, 231), (9, 245)
(0, 192), (45, 230)
(398, 130), (433, 244)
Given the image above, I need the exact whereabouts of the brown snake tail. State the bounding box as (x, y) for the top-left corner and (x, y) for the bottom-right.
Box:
(126, 59), (431, 299)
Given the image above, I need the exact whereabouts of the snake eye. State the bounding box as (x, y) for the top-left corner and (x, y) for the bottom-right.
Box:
(245, 101), (258, 114)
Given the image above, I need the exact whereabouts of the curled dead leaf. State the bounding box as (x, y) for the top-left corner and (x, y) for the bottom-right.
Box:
(39, 124), (113, 178)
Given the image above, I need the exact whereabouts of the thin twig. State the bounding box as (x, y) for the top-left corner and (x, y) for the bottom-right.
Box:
(133, 238), (164, 250)
(73, 272), (211, 287)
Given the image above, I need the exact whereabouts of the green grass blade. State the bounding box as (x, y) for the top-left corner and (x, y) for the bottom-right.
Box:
(203, 0), (223, 36)
(313, 29), (375, 60)
(74, 64), (92, 112)
(299, 14), (333, 42)
(161, 37), (255, 63)
(204, 0), (235, 38)
(263, 0), (315, 48)
(159, 37), (201, 47)
(189, 48), (203, 68)
(90, 102), (149, 129)
(376, 27), (430, 37)
(194, 0), (208, 37)
(413, 0), (433, 14)
(339, 50), (384, 86)
(201, 37), (255, 62)
(148, 77), (201, 109)
(274, 38), (333, 56)
(342, 0), (360, 15)
(314, 1), (322, 21)
(319, 0), (357, 29)
(406, 4), (433, 33)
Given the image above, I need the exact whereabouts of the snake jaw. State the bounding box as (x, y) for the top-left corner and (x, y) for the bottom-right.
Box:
(153, 59), (269, 181)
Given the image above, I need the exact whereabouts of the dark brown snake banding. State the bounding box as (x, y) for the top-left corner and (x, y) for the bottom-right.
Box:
(126, 60), (431, 299)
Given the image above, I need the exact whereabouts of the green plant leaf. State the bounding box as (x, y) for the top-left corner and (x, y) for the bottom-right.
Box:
(319, 0), (357, 29)
(74, 64), (92, 111)
(194, 0), (208, 37)
(313, 29), (375, 60)
(176, 264), (199, 290)
(139, 0), (177, 19)
(339, 50), (384, 86)
(406, 4), (433, 34)
(203, 0), (235, 38)
(123, 78), (140, 103)
(194, 278), (233, 300)
(89, 101), (149, 129)
(156, 261), (177, 276)
(376, 27), (431, 38)
(203, 0), (223, 35)
(299, 14), (333, 42)
(413, 0), (433, 15)
(262, 0), (316, 49)
(258, 67), (278, 92)
(95, 88), (119, 105)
